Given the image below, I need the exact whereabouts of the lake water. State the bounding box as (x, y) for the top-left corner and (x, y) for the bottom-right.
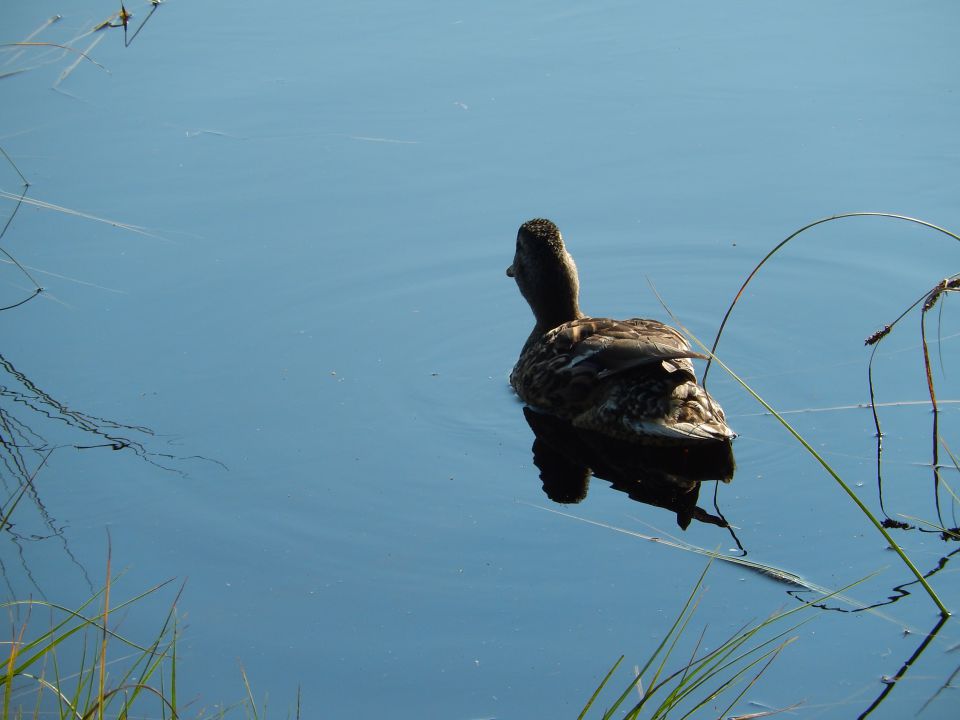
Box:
(2, 1), (959, 718)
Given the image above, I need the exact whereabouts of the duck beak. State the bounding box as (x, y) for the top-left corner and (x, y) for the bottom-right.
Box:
(506, 264), (515, 278)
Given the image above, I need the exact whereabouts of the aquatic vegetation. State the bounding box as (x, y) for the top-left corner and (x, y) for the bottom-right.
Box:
(94, 1), (164, 48)
(693, 213), (960, 617)
(568, 213), (960, 717)
(865, 273), (960, 533)
(1, 543), (182, 720)
(0, 1), (162, 98)
(577, 557), (865, 719)
(0, 549), (290, 720)
(3, 4), (957, 717)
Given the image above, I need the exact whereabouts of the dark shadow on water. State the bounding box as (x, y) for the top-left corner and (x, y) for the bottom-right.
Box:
(791, 546), (960, 616)
(855, 613), (951, 720)
(783, 549), (958, 719)
(1, 135), (221, 605)
(521, 406), (736, 530)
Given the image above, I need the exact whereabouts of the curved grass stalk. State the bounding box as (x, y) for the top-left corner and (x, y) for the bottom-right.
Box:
(693, 212), (960, 543)
(703, 212), (960, 385)
(689, 336), (948, 616)
(650, 281), (951, 616)
(18, 673), (83, 720)
(1, 15), (62, 68)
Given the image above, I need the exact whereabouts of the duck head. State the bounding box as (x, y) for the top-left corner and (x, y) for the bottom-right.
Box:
(507, 218), (583, 332)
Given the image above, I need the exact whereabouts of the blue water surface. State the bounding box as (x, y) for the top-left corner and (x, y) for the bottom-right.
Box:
(2, 1), (960, 718)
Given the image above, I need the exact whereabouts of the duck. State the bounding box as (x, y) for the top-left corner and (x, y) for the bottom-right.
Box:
(506, 218), (735, 444)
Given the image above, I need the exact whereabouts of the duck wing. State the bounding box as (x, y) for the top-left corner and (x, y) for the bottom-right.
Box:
(553, 318), (706, 381)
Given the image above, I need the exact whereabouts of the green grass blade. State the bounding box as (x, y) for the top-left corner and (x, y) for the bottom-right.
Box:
(678, 639), (795, 720)
(652, 289), (950, 617)
(19, 673), (82, 719)
(239, 664), (258, 720)
(712, 642), (795, 720)
(169, 617), (177, 718)
(2, 577), (178, 678)
(711, 350), (947, 616)
(660, 618), (808, 713)
(577, 655), (623, 720)
(602, 559), (715, 718)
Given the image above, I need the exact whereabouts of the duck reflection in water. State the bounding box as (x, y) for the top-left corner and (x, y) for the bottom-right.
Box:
(505, 218), (736, 528)
(523, 407), (734, 529)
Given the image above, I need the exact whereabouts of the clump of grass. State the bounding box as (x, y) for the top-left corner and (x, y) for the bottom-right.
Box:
(1, 572), (182, 719)
(577, 557), (862, 719)
(0, 541), (286, 720)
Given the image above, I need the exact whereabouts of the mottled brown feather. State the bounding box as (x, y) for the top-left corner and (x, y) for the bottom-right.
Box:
(507, 219), (734, 444)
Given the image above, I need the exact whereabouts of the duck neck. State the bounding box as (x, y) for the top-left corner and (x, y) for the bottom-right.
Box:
(535, 298), (582, 333)
(524, 299), (583, 351)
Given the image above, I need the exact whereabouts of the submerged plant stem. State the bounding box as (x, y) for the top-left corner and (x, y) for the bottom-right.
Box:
(650, 284), (951, 617)
(704, 348), (949, 617)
